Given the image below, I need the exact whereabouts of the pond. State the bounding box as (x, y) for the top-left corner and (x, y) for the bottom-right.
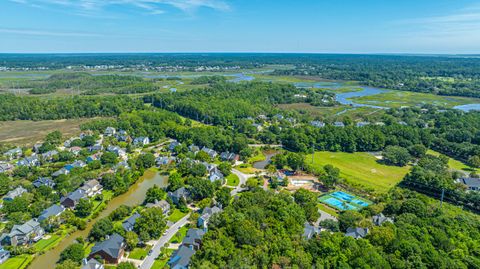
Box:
(453, 104), (480, 112)
(28, 170), (168, 269)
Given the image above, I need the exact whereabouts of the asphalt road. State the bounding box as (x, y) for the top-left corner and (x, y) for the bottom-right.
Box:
(139, 213), (191, 269)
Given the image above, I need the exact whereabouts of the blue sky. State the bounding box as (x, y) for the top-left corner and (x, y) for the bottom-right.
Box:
(1, 0), (480, 53)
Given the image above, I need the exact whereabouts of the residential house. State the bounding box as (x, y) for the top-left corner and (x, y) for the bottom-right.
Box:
(310, 121), (325, 128)
(104, 127), (116, 136)
(0, 219), (44, 246)
(333, 122), (345, 128)
(168, 245), (195, 269)
(356, 122), (370, 127)
(198, 206), (222, 230)
(106, 146), (127, 159)
(88, 233), (125, 264)
(168, 187), (190, 205)
(88, 145), (103, 152)
(133, 137), (150, 146)
(69, 147), (83, 155)
(64, 137), (79, 148)
(146, 200), (170, 215)
(114, 161), (130, 171)
(115, 130), (130, 142)
(17, 156), (40, 167)
(345, 227), (369, 239)
(303, 222), (321, 239)
(33, 177), (56, 188)
(86, 153), (102, 163)
(220, 152), (239, 162)
(38, 204), (65, 222)
(201, 147), (218, 159)
(182, 229), (205, 250)
(41, 150), (58, 161)
(0, 162), (13, 174)
(169, 141), (181, 152)
(81, 258), (104, 269)
(372, 213), (394, 226)
(273, 114), (284, 121)
(188, 145), (199, 154)
(3, 186), (28, 201)
(52, 168), (69, 177)
(80, 179), (102, 197)
(122, 212), (141, 232)
(32, 143), (43, 153)
(459, 177), (480, 191)
(156, 156), (175, 166)
(208, 169), (224, 184)
(251, 123), (263, 131)
(65, 160), (87, 172)
(3, 148), (22, 160)
(60, 189), (87, 208)
(0, 247), (10, 264)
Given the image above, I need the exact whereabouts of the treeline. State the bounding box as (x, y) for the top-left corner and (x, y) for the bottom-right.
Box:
(192, 189), (480, 268)
(17, 73), (159, 95)
(0, 94), (143, 121)
(147, 81), (335, 126)
(273, 54), (480, 98)
(82, 109), (250, 154)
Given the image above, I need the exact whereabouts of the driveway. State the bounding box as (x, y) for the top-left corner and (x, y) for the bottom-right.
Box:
(230, 168), (255, 195)
(139, 213), (191, 269)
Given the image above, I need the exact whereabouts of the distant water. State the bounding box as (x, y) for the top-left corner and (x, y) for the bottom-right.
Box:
(453, 104), (480, 112)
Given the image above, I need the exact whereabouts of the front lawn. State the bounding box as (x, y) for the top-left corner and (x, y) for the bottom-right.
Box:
(33, 232), (65, 252)
(0, 255), (33, 269)
(169, 225), (189, 244)
(129, 245), (152, 260)
(226, 173), (239, 187)
(168, 209), (188, 223)
(152, 248), (174, 269)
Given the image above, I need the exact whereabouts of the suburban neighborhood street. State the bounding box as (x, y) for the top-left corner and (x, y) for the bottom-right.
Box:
(139, 213), (191, 269)
(230, 168), (254, 195)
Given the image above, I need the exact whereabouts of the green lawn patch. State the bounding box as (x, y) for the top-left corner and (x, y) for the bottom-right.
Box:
(169, 225), (189, 244)
(234, 164), (259, 174)
(226, 173), (240, 187)
(129, 245), (152, 260)
(309, 151), (410, 193)
(0, 254), (33, 269)
(248, 150), (266, 164)
(168, 209), (188, 223)
(317, 203), (339, 217)
(33, 233), (64, 252)
(427, 150), (479, 173)
(152, 248), (174, 269)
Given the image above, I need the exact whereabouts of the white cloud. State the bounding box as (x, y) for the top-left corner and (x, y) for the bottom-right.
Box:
(0, 27), (101, 37)
(8, 0), (230, 15)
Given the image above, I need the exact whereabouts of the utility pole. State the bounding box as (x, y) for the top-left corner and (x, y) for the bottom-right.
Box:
(440, 188), (445, 208)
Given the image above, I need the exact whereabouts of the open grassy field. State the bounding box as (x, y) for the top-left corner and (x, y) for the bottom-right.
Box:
(169, 225), (189, 244)
(427, 150), (479, 173)
(0, 254), (33, 269)
(309, 151), (410, 193)
(226, 173), (240, 187)
(0, 118), (99, 146)
(352, 90), (480, 108)
(167, 209), (188, 223)
(278, 103), (385, 121)
(129, 245), (152, 260)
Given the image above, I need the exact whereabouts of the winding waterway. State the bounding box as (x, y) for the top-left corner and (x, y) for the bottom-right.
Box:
(29, 170), (168, 269)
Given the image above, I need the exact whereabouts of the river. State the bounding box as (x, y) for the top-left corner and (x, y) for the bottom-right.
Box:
(29, 170), (168, 269)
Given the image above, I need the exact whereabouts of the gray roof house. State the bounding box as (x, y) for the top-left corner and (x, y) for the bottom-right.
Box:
(41, 150), (58, 161)
(201, 147), (218, 159)
(122, 212), (141, 232)
(81, 258), (104, 269)
(38, 204), (65, 222)
(146, 200), (170, 215)
(3, 148), (22, 160)
(60, 189), (87, 208)
(169, 141), (181, 152)
(104, 127), (116, 136)
(0, 247), (10, 265)
(208, 168), (224, 183)
(198, 206), (222, 230)
(0, 162), (13, 174)
(88, 233), (125, 264)
(80, 179), (102, 197)
(345, 227), (369, 239)
(52, 168), (69, 177)
(372, 213), (394, 226)
(182, 229), (205, 250)
(459, 177), (480, 191)
(0, 219), (44, 246)
(17, 156), (40, 167)
(168, 187), (190, 205)
(356, 122), (370, 127)
(310, 121), (325, 128)
(220, 152), (239, 162)
(303, 222), (321, 239)
(33, 177), (56, 188)
(133, 137), (150, 146)
(3, 186), (28, 201)
(168, 245), (195, 269)
(333, 122), (345, 127)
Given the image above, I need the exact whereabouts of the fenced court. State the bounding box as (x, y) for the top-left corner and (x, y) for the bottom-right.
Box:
(319, 191), (372, 211)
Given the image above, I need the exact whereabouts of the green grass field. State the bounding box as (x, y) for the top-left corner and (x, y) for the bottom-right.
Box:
(310, 151), (410, 193)
(152, 248), (174, 269)
(129, 245), (152, 260)
(33, 233), (65, 252)
(226, 173), (240, 187)
(352, 90), (480, 109)
(169, 225), (189, 244)
(0, 255), (33, 269)
(427, 150), (480, 173)
(168, 209), (188, 223)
